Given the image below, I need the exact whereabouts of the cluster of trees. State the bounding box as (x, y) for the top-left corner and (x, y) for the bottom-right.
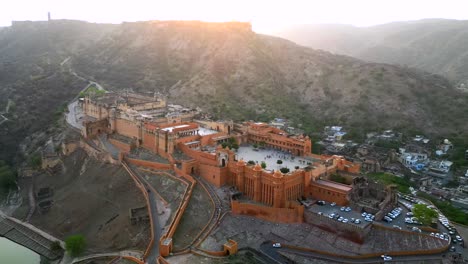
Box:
(221, 137), (239, 150)
(418, 192), (468, 225)
(0, 161), (16, 191)
(412, 204), (438, 226)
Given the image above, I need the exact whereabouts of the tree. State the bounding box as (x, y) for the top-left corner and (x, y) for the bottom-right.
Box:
(412, 204), (438, 226)
(277, 160), (283, 165)
(247, 160), (256, 165)
(280, 167), (290, 173)
(261, 161), (267, 169)
(65, 235), (86, 257)
(0, 161), (16, 191)
(29, 153), (42, 170)
(252, 143), (258, 149)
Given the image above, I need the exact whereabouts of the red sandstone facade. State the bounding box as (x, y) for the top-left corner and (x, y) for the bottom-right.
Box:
(81, 92), (361, 221)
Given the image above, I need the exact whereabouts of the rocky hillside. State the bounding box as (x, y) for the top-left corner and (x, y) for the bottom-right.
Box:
(73, 21), (468, 135)
(275, 19), (468, 85)
(1, 20), (468, 163)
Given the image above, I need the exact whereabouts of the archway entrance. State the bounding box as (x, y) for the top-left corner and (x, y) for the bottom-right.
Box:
(191, 167), (195, 174)
(221, 159), (226, 167)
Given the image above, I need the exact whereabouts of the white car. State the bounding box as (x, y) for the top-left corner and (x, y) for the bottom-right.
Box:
(381, 255), (392, 261)
(272, 243), (281, 248)
(342, 218), (349, 223)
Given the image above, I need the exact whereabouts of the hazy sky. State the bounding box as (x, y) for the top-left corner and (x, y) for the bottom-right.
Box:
(2, 0), (468, 33)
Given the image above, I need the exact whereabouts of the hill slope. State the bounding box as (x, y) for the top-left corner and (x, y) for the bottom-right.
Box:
(275, 19), (468, 85)
(1, 20), (468, 162)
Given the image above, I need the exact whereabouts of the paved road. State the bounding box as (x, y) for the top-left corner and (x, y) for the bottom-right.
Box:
(260, 241), (446, 264)
(66, 100), (83, 130)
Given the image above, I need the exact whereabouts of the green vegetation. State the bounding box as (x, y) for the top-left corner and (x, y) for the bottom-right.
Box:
(280, 167), (290, 174)
(78, 85), (105, 98)
(418, 192), (468, 225)
(448, 137), (468, 169)
(65, 235), (86, 257)
(247, 160), (255, 165)
(277, 160), (283, 165)
(412, 204), (438, 226)
(374, 139), (401, 150)
(53, 103), (68, 125)
(330, 173), (347, 184)
(260, 161), (266, 169)
(366, 172), (413, 193)
(312, 142), (323, 154)
(221, 137), (239, 150)
(29, 153), (42, 170)
(0, 161), (16, 191)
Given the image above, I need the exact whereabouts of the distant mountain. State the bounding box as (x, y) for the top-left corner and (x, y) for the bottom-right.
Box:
(1, 20), (468, 162)
(275, 19), (468, 84)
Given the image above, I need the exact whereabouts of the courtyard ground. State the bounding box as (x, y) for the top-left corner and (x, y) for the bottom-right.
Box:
(235, 146), (317, 171)
(13, 149), (150, 253)
(171, 182), (214, 251)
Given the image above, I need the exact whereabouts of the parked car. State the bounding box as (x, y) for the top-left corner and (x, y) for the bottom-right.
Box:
(317, 200), (326, 205)
(330, 202), (336, 206)
(381, 255), (392, 261)
(354, 219), (361, 224)
(272, 243), (281, 248)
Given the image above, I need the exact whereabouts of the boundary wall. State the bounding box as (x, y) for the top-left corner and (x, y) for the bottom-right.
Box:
(231, 200), (304, 223)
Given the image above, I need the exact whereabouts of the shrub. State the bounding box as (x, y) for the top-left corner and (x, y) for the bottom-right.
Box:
(65, 235), (86, 257)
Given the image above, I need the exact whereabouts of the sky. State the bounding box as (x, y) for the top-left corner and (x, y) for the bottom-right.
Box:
(1, 0), (468, 33)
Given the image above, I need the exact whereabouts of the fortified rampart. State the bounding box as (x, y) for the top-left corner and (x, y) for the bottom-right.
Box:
(304, 210), (371, 243)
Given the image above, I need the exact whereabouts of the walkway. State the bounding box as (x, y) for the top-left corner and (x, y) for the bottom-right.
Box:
(123, 162), (162, 263)
(0, 213), (64, 260)
(98, 134), (120, 159)
(71, 250), (143, 263)
(193, 174), (224, 247)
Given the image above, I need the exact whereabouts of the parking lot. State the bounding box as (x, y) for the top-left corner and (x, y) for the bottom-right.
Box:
(307, 200), (418, 231)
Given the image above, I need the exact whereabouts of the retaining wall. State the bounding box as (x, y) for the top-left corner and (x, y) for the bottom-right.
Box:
(231, 200), (304, 223)
(125, 157), (172, 170)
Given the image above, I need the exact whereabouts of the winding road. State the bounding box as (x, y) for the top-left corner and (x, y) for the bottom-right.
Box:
(259, 241), (447, 264)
